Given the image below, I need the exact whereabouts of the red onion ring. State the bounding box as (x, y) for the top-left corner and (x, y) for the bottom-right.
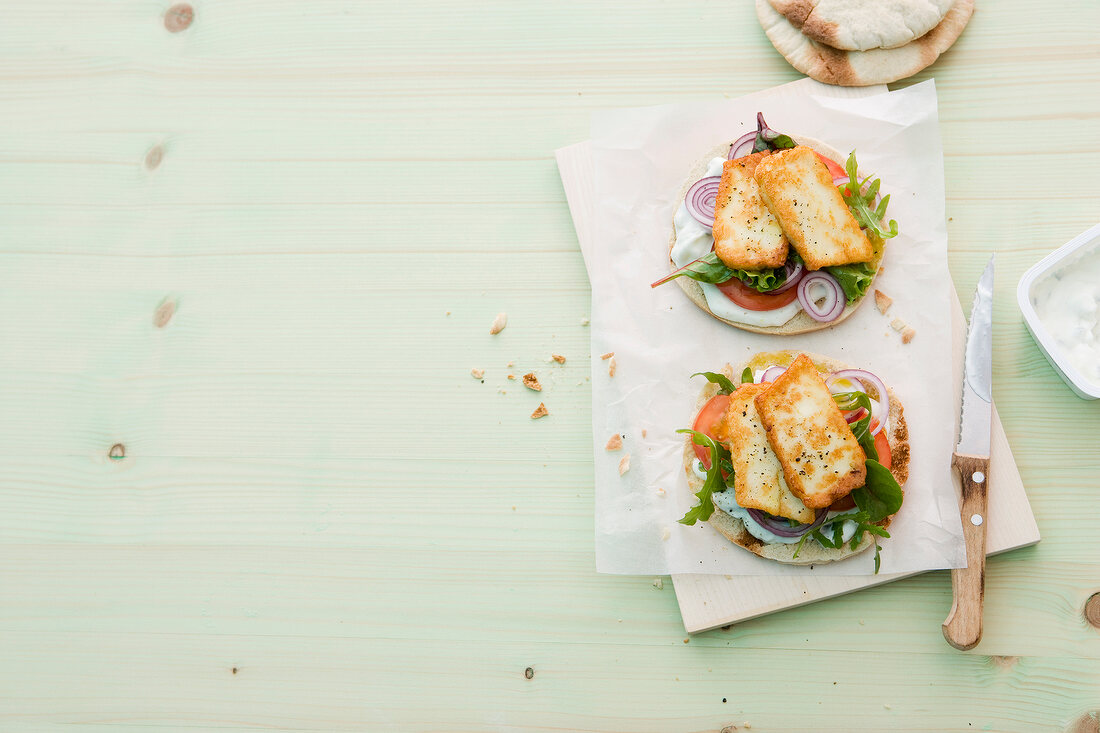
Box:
(765, 259), (805, 294)
(757, 365), (786, 383)
(728, 131), (757, 160)
(796, 271), (845, 322)
(827, 369), (891, 435)
(686, 175), (721, 228)
(745, 508), (829, 538)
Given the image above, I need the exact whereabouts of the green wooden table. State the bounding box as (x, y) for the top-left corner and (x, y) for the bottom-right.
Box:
(0, 1), (1097, 730)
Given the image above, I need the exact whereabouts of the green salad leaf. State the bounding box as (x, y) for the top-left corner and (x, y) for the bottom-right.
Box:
(676, 429), (732, 525)
(651, 251), (735, 288)
(752, 113), (797, 153)
(730, 264), (788, 293)
(692, 371), (737, 395)
(851, 460), (903, 523)
(740, 367), (754, 384)
(838, 152), (899, 240)
(825, 261), (876, 304)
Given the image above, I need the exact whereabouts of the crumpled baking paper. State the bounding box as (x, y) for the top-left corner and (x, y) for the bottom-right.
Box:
(557, 78), (966, 575)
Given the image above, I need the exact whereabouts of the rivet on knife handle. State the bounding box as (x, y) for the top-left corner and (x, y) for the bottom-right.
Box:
(942, 453), (990, 650)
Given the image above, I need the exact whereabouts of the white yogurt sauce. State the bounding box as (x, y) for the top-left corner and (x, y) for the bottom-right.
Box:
(670, 156), (802, 328)
(1032, 254), (1100, 388)
(695, 458), (861, 547)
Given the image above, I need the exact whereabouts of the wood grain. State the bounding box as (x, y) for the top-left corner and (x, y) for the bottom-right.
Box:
(943, 453), (992, 650)
(0, 0), (1098, 729)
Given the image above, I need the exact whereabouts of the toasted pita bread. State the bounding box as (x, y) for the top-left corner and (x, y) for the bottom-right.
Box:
(669, 138), (886, 335)
(757, 0), (974, 87)
(683, 351), (909, 565)
(768, 0), (954, 52)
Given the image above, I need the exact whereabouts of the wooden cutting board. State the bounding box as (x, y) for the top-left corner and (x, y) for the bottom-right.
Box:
(556, 141), (1041, 635)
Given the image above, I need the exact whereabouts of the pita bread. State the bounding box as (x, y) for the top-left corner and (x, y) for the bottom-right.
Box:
(757, 0), (975, 87)
(768, 0), (954, 51)
(683, 351), (909, 566)
(669, 137), (886, 335)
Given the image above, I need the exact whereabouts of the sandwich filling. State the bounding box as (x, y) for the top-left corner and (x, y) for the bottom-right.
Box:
(679, 354), (904, 570)
(659, 113), (900, 328)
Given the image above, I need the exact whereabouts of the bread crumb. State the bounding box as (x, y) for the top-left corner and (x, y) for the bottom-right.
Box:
(507, 374), (516, 380)
(522, 373), (542, 391)
(883, 704), (892, 710)
(890, 318), (906, 332)
(618, 454), (630, 476)
(581, 317), (590, 326)
(608, 356), (617, 377)
(489, 312), (507, 335)
(551, 354), (566, 364)
(656, 487), (665, 497)
(470, 368), (484, 379)
(683, 638), (689, 644)
(902, 326), (916, 344)
(641, 429), (647, 438)
(605, 434), (622, 451)
(600, 352), (614, 360)
(743, 723), (752, 730)
(874, 290), (893, 314)
(507, 361), (514, 367)
(652, 578), (663, 590)
(530, 403), (548, 419)
(661, 527), (670, 541)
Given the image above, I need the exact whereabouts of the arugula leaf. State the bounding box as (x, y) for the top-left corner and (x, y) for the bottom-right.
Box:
(873, 540), (882, 573)
(676, 429), (732, 525)
(851, 459), (904, 522)
(838, 152), (899, 240)
(752, 113), (797, 153)
(792, 530), (811, 558)
(825, 261), (876, 304)
(692, 371), (737, 395)
(834, 390), (877, 459)
(740, 367), (753, 384)
(651, 251), (736, 288)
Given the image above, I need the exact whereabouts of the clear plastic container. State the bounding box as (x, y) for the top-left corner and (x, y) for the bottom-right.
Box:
(1017, 222), (1100, 400)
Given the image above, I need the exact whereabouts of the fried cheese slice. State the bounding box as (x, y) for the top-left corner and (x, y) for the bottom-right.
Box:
(711, 151), (789, 270)
(753, 354), (866, 509)
(753, 146), (873, 270)
(717, 383), (815, 522)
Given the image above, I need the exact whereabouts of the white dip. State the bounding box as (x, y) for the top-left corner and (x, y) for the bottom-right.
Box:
(1032, 253), (1100, 388)
(670, 156), (802, 327)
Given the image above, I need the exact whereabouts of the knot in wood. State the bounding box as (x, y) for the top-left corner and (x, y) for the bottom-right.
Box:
(523, 667), (533, 680)
(164, 4), (194, 32)
(108, 443), (125, 460)
(153, 299), (176, 328)
(144, 145), (163, 170)
(1085, 592), (1100, 629)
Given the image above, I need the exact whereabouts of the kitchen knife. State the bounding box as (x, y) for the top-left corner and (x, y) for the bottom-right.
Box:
(942, 255), (995, 651)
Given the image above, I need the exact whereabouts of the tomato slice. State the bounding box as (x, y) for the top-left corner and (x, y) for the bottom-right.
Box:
(717, 276), (799, 311)
(691, 394), (730, 468)
(815, 151), (846, 179)
(829, 421), (892, 512)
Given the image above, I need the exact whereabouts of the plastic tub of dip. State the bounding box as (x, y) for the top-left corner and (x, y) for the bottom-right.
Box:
(1017, 222), (1100, 400)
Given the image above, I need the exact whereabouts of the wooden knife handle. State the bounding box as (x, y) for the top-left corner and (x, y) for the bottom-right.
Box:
(942, 453), (991, 650)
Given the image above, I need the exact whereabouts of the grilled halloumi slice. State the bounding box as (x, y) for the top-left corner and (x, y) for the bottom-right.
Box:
(711, 151), (789, 270)
(753, 146), (873, 271)
(717, 383), (815, 522)
(753, 354), (866, 509)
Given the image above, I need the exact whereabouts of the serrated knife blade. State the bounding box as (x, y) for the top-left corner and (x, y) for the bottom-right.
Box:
(957, 256), (994, 457)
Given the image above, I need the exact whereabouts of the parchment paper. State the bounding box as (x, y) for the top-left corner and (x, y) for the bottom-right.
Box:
(560, 78), (967, 576)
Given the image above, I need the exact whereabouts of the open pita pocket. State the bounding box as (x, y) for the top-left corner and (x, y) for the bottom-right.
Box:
(668, 137), (886, 335)
(757, 0), (975, 87)
(683, 351), (909, 566)
(768, 0), (954, 52)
